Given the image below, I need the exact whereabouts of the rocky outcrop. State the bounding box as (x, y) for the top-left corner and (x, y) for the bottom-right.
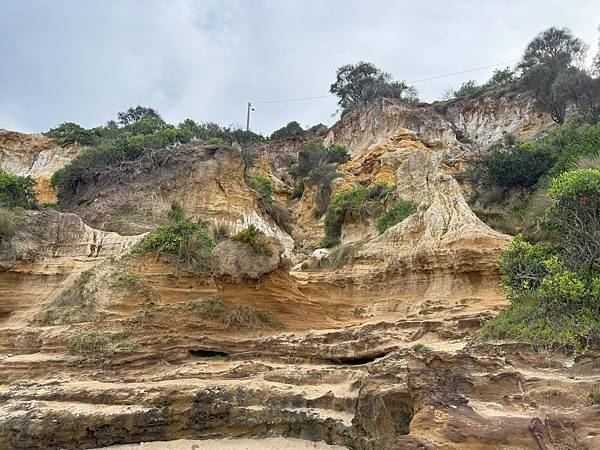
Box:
(0, 210), (145, 328)
(212, 237), (284, 282)
(60, 143), (295, 255)
(442, 91), (556, 149)
(325, 93), (555, 160)
(0, 91), (595, 450)
(0, 209), (143, 270)
(0, 129), (81, 203)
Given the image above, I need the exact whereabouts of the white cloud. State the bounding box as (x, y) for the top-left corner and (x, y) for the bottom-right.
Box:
(0, 0), (598, 135)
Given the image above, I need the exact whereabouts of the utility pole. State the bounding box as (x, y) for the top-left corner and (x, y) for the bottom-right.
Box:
(246, 101), (254, 131)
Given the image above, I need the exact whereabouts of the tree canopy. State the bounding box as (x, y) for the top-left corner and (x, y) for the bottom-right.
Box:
(330, 62), (418, 112)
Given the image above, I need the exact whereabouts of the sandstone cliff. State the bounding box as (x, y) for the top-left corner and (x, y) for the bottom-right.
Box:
(0, 129), (82, 203)
(1, 92), (598, 450)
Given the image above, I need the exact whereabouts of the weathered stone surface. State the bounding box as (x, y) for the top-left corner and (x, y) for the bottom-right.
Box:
(212, 237), (283, 282)
(0, 93), (598, 450)
(0, 129), (82, 203)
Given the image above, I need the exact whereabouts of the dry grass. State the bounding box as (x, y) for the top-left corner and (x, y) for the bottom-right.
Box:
(0, 208), (19, 242)
(37, 270), (103, 326)
(312, 241), (364, 270)
(576, 154), (600, 170)
(133, 298), (286, 331)
(111, 270), (158, 301)
(67, 330), (139, 358)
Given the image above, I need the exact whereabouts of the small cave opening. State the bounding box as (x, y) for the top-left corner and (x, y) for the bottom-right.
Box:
(334, 350), (391, 366)
(188, 349), (229, 359)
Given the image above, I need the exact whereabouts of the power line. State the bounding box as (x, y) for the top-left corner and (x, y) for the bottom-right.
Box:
(253, 94), (333, 104)
(407, 59), (519, 84)
(249, 37), (600, 105)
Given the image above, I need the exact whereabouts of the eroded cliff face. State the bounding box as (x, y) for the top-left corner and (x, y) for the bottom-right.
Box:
(60, 143), (295, 255)
(1, 93), (598, 450)
(325, 93), (556, 163)
(0, 129), (82, 203)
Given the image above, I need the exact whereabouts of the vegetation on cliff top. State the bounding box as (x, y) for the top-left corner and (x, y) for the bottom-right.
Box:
(330, 62), (419, 114)
(446, 27), (600, 124)
(49, 107), (265, 205)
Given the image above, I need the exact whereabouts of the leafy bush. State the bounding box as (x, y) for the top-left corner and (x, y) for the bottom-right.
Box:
(291, 142), (350, 179)
(231, 224), (273, 256)
(321, 184), (393, 248)
(45, 122), (99, 146)
(452, 80), (480, 98)
(178, 119), (264, 147)
(291, 183), (305, 199)
(541, 169), (600, 271)
(518, 27), (597, 124)
(291, 142), (350, 217)
(499, 235), (557, 292)
(0, 170), (37, 209)
(117, 106), (162, 126)
(270, 121), (304, 141)
(473, 144), (556, 189)
(49, 108), (265, 205)
(250, 175), (273, 205)
(376, 200), (414, 233)
(479, 170), (600, 352)
(137, 221), (216, 271)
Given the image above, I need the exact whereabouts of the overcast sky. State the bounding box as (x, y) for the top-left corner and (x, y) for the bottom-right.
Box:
(1, 1), (599, 135)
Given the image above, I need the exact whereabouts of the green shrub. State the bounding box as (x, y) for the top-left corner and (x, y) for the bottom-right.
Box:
(478, 288), (599, 352)
(291, 142), (350, 179)
(177, 119), (264, 147)
(499, 235), (557, 292)
(473, 144), (555, 189)
(291, 183), (305, 199)
(137, 221), (215, 271)
(376, 200), (414, 233)
(321, 184), (393, 248)
(167, 202), (185, 222)
(452, 80), (480, 98)
(479, 171), (600, 352)
(330, 62), (419, 112)
(250, 175), (273, 205)
(290, 142), (350, 217)
(45, 122), (99, 146)
(270, 121), (304, 141)
(542, 169), (600, 271)
(231, 224), (273, 256)
(0, 171), (37, 209)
